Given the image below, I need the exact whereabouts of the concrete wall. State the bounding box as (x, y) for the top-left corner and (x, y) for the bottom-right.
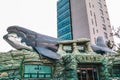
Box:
(70, 0), (90, 39)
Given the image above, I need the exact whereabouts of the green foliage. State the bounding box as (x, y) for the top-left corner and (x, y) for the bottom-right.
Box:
(117, 50), (120, 54)
(0, 49), (120, 80)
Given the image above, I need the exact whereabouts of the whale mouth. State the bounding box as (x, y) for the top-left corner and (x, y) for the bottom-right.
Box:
(3, 33), (33, 50)
(3, 34), (16, 47)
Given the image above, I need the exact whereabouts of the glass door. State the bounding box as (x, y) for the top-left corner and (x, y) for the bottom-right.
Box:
(77, 66), (99, 80)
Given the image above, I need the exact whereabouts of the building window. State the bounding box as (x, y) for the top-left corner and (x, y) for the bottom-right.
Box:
(96, 29), (98, 33)
(58, 17), (70, 30)
(57, 0), (69, 9)
(57, 3), (70, 16)
(94, 37), (96, 44)
(94, 13), (97, 26)
(101, 16), (105, 23)
(58, 9), (70, 23)
(59, 32), (72, 40)
(104, 32), (108, 39)
(112, 66), (120, 77)
(107, 18), (109, 21)
(98, 2), (102, 8)
(99, 9), (103, 15)
(108, 25), (111, 27)
(93, 28), (95, 34)
(90, 10), (92, 16)
(92, 4), (94, 8)
(104, 4), (106, 7)
(102, 24), (106, 30)
(89, 2), (91, 8)
(58, 24), (71, 37)
(105, 11), (108, 14)
(91, 19), (94, 25)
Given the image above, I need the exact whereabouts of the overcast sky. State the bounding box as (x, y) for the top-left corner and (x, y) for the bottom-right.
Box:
(0, 0), (120, 52)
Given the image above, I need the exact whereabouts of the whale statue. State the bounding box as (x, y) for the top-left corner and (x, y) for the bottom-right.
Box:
(91, 36), (116, 54)
(3, 26), (61, 59)
(3, 26), (116, 58)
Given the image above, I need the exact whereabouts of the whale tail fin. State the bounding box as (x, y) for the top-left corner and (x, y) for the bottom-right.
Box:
(96, 36), (108, 47)
(91, 36), (116, 54)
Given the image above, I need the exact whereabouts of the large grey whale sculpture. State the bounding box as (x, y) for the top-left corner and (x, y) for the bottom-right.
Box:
(3, 26), (116, 58)
(91, 36), (116, 54)
(3, 26), (61, 59)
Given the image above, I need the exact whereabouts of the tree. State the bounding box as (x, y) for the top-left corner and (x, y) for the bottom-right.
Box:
(112, 26), (120, 38)
(107, 26), (120, 51)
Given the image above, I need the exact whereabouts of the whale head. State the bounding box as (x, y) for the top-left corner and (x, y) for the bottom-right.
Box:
(3, 25), (38, 50)
(3, 32), (33, 50)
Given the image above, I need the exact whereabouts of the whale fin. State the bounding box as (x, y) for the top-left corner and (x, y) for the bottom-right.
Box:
(91, 36), (116, 54)
(35, 46), (61, 59)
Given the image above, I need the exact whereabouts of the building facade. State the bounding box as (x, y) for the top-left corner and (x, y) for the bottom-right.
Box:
(57, 0), (114, 44)
(0, 39), (120, 80)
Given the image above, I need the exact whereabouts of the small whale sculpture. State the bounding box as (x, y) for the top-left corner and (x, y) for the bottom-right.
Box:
(3, 26), (61, 59)
(91, 36), (116, 54)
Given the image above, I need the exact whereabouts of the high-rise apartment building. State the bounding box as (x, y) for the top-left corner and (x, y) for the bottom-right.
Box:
(57, 0), (114, 44)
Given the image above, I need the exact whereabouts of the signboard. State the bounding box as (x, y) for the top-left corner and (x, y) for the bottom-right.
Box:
(24, 64), (52, 78)
(76, 55), (103, 63)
